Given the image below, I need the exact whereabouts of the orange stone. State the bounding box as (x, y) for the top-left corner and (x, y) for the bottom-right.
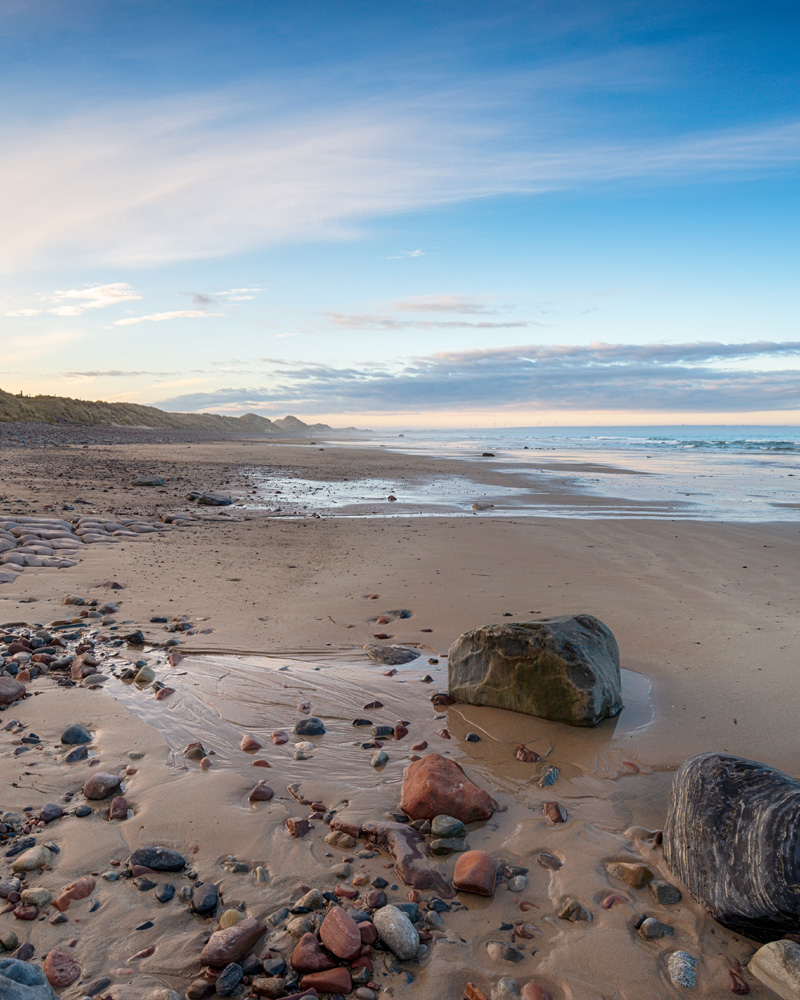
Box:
(453, 850), (497, 896)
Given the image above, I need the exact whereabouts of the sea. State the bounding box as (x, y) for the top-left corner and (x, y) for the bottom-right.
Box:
(249, 425), (800, 521)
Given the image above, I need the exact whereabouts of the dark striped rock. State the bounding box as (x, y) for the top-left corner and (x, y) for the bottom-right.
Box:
(129, 846), (186, 871)
(664, 752), (800, 941)
(447, 614), (622, 726)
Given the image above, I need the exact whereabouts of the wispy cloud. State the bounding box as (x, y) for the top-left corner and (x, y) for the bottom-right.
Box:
(114, 310), (222, 326)
(328, 312), (535, 331)
(63, 369), (174, 379)
(391, 295), (504, 315)
(3, 78), (798, 271)
(155, 340), (800, 415)
(5, 282), (141, 317)
(217, 287), (264, 301)
(386, 249), (429, 259)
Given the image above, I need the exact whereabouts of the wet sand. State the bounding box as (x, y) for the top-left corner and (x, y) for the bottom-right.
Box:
(1, 437), (799, 999)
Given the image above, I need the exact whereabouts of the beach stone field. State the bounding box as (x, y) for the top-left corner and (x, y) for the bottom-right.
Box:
(1, 601), (797, 1000)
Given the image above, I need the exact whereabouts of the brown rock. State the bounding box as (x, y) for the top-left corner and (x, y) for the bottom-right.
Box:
(241, 734), (263, 752)
(200, 917), (266, 968)
(155, 686), (175, 700)
(320, 906), (361, 960)
(394, 724), (409, 740)
(252, 759), (271, 767)
(43, 950), (81, 987)
(14, 905), (39, 920)
(411, 741), (428, 751)
(543, 801), (567, 823)
(605, 861), (653, 888)
(300, 968), (352, 994)
(400, 753), (497, 822)
(291, 932), (336, 974)
(109, 796), (128, 819)
(187, 978), (216, 999)
(249, 781), (274, 802)
(453, 850), (497, 896)
(358, 920), (377, 944)
(53, 875), (95, 911)
(465, 985), (490, 1000)
(286, 817), (310, 838)
(0, 677), (25, 706)
(521, 984), (553, 1000)
(271, 731), (289, 745)
(82, 772), (122, 800)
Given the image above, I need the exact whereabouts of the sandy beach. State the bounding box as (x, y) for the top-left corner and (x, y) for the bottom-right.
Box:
(2, 435), (799, 1000)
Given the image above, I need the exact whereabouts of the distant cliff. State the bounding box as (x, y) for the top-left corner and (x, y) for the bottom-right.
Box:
(0, 389), (358, 436)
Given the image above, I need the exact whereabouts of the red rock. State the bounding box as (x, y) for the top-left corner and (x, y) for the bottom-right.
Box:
(249, 781), (274, 802)
(271, 731), (289, 745)
(400, 753), (498, 823)
(290, 933), (335, 974)
(351, 957), (373, 972)
(358, 920), (377, 944)
(155, 686), (175, 700)
(281, 991), (318, 1000)
(453, 850), (497, 896)
(394, 724), (409, 740)
(200, 917), (266, 967)
(252, 759), (271, 767)
(411, 741), (428, 751)
(300, 968), (352, 994)
(521, 984), (553, 1000)
(286, 817), (310, 838)
(320, 906), (361, 960)
(241, 734), (262, 752)
(543, 801), (567, 823)
(437, 728), (451, 739)
(15, 670), (31, 683)
(13, 904), (39, 920)
(334, 884), (359, 899)
(0, 677), (25, 706)
(109, 796), (128, 819)
(53, 876), (95, 911)
(82, 772), (122, 800)
(44, 950), (81, 987)
(465, 985), (490, 1000)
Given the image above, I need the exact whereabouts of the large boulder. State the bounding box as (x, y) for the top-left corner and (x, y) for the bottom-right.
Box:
(664, 752), (800, 941)
(0, 960), (58, 1000)
(447, 614), (622, 726)
(400, 753), (497, 823)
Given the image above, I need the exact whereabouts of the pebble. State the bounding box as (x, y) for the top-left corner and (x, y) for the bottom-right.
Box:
(667, 950), (697, 987)
(129, 846), (186, 871)
(11, 844), (53, 872)
(637, 916), (674, 940)
(192, 882), (219, 915)
(373, 904), (420, 960)
(486, 941), (524, 963)
(649, 880), (682, 905)
(325, 830), (356, 850)
(537, 851), (562, 870)
(82, 772), (122, 800)
(507, 875), (528, 892)
(294, 717), (325, 736)
(215, 963), (244, 996)
(320, 906), (362, 960)
(606, 861), (653, 887)
(370, 750), (389, 767)
(295, 888), (325, 910)
(558, 897), (592, 922)
(61, 723), (92, 744)
(430, 837), (466, 855)
(453, 850), (497, 896)
(431, 814), (466, 839)
(43, 949), (81, 987)
(542, 802), (567, 823)
(491, 978), (521, 1000)
(155, 883), (175, 903)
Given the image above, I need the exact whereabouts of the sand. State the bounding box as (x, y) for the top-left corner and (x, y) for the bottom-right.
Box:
(1, 436), (798, 1000)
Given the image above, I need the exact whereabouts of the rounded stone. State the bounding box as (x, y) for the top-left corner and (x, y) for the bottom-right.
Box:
(43, 950), (81, 987)
(60, 724), (92, 745)
(372, 904), (420, 961)
(431, 814), (466, 839)
(320, 906), (362, 961)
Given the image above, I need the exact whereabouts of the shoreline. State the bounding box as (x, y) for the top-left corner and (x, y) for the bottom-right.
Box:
(1, 436), (799, 999)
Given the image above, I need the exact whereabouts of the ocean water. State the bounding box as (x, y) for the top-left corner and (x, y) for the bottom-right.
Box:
(354, 424), (800, 521)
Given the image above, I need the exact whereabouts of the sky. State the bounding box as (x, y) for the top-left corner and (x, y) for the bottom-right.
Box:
(1, 0), (799, 428)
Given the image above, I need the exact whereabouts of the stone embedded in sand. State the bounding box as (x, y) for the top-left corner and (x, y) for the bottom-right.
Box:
(364, 643), (420, 665)
(649, 880), (682, 905)
(486, 941), (523, 963)
(558, 897), (592, 922)
(521, 984), (553, 1000)
(453, 850), (496, 896)
(750, 939), (800, 999)
(290, 932), (335, 974)
(300, 968), (352, 994)
(249, 782), (274, 803)
(373, 904), (420, 961)
(664, 751), (800, 942)
(448, 614), (623, 726)
(271, 731), (289, 744)
(400, 753), (498, 823)
(82, 772), (122, 800)
(108, 796), (128, 820)
(325, 830), (356, 850)
(43, 951), (80, 988)
(132, 476), (165, 486)
(605, 862), (653, 888)
(52, 876), (95, 912)
(200, 917), (267, 968)
(285, 817), (310, 838)
(542, 802), (567, 823)
(60, 724), (92, 745)
(129, 846), (186, 871)
(465, 985), (490, 1000)
(12, 845), (53, 873)
(320, 906), (362, 961)
(192, 882), (219, 915)
(241, 734), (263, 752)
(637, 916), (673, 940)
(666, 950), (697, 988)
(0, 677), (25, 706)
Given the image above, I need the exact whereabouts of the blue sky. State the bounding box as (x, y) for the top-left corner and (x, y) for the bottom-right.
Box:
(1, 0), (799, 426)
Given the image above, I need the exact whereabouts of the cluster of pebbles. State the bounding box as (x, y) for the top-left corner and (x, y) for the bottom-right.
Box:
(0, 513), (200, 585)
